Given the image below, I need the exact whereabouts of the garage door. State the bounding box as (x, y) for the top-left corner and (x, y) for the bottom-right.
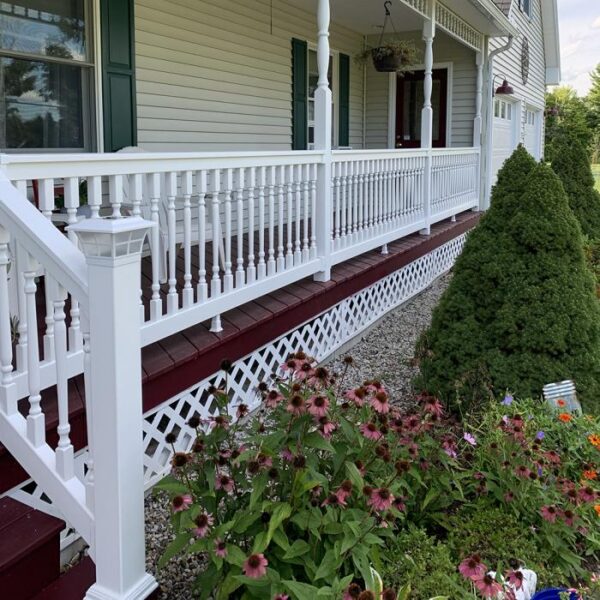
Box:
(491, 98), (517, 185)
(524, 108), (541, 159)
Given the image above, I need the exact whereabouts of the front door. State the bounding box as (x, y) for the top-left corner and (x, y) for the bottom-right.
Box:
(395, 69), (448, 148)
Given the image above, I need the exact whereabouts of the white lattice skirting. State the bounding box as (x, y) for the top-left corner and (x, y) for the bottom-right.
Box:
(142, 232), (467, 485)
(8, 232), (467, 539)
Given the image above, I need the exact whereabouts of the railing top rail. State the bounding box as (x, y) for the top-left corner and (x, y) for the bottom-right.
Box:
(332, 148), (430, 161)
(0, 151), (325, 180)
(0, 173), (88, 307)
(431, 147), (480, 156)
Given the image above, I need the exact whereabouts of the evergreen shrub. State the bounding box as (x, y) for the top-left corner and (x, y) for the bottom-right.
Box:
(415, 151), (600, 414)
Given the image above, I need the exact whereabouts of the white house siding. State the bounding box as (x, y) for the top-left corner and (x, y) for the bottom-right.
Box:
(489, 0), (546, 153)
(134, 0), (365, 151)
(365, 30), (478, 149)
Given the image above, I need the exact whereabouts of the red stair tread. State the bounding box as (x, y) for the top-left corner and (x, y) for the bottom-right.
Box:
(31, 557), (95, 600)
(0, 498), (63, 600)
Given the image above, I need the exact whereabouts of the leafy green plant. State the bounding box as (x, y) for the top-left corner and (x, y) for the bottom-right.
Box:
(380, 527), (466, 600)
(415, 151), (600, 415)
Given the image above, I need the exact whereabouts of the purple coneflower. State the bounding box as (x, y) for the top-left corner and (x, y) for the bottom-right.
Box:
(360, 422), (383, 441)
(242, 553), (268, 579)
(463, 432), (477, 446)
(171, 494), (193, 513)
(368, 487), (394, 511)
(473, 574), (503, 598)
(540, 505), (559, 523)
(371, 391), (391, 414)
(214, 539), (228, 558)
(307, 395), (330, 418)
(458, 555), (485, 579)
(215, 473), (234, 493)
(193, 512), (214, 538)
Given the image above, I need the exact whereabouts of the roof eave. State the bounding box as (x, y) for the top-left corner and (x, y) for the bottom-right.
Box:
(472, 0), (519, 37)
(541, 0), (561, 84)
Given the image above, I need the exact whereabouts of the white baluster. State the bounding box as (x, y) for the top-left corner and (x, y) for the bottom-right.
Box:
(64, 178), (82, 351)
(235, 168), (245, 288)
(165, 172), (178, 314)
(24, 255), (44, 447)
(87, 175), (102, 219)
(196, 170), (208, 302)
(182, 171), (194, 308)
(82, 330), (95, 511)
(109, 174), (123, 218)
(0, 226), (16, 415)
(129, 174), (145, 322)
(148, 173), (162, 320)
(333, 162), (341, 249)
(276, 165), (285, 272)
(257, 167), (267, 279)
(210, 170), (222, 299)
(247, 168), (257, 283)
(286, 165), (294, 269)
(341, 161), (348, 246)
(302, 163), (310, 262)
(267, 167), (276, 276)
(53, 282), (74, 480)
(38, 179), (55, 362)
(223, 169), (234, 293)
(294, 164), (302, 265)
(13, 242), (28, 372)
(310, 163), (318, 260)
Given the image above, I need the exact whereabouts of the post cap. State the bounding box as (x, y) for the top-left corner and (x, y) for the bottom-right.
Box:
(68, 216), (155, 261)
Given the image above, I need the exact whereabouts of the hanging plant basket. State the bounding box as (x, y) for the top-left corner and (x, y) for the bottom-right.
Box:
(353, 3), (419, 74)
(355, 41), (420, 74)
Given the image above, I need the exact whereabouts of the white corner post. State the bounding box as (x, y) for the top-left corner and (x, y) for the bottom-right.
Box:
(474, 40), (485, 211)
(70, 217), (158, 600)
(420, 1), (436, 236)
(313, 0), (333, 282)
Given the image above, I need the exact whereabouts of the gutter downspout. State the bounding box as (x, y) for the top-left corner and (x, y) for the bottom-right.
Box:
(481, 34), (513, 209)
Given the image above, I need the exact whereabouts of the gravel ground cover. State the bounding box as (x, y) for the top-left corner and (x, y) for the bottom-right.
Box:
(144, 271), (452, 599)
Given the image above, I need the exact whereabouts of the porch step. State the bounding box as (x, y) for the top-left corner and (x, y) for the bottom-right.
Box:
(0, 497), (64, 600)
(30, 557), (161, 600)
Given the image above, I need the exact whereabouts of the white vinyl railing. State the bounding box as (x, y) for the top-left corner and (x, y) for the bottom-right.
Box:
(0, 146), (479, 599)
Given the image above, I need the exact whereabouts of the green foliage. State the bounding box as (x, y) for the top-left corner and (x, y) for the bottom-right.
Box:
(545, 86), (593, 161)
(381, 527), (465, 600)
(551, 133), (600, 238)
(415, 150), (600, 415)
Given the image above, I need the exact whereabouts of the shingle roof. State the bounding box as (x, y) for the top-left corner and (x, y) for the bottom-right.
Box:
(492, 0), (512, 16)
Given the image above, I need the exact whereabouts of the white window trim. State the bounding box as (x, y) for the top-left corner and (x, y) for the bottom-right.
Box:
(387, 61), (453, 149)
(307, 43), (340, 150)
(523, 104), (542, 160)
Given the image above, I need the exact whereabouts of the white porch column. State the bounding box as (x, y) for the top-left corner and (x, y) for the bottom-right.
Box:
(473, 50), (484, 147)
(313, 0), (333, 282)
(420, 3), (436, 236)
(70, 217), (158, 600)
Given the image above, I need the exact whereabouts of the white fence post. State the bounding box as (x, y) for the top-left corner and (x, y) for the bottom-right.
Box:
(70, 217), (158, 600)
(314, 0), (333, 282)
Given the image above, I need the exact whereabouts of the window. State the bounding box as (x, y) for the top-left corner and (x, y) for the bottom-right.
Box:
(0, 1), (95, 150)
(307, 48), (336, 148)
(494, 99), (513, 121)
(520, 0), (531, 18)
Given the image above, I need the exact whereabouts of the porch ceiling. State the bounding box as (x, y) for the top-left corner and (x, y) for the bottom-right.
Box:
(295, 0), (424, 35)
(296, 0), (515, 38)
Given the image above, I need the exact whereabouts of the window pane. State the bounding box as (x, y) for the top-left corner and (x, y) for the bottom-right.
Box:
(308, 49), (333, 100)
(0, 56), (85, 148)
(0, 1), (86, 62)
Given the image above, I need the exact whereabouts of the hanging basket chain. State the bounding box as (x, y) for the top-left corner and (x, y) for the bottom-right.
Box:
(377, 0), (399, 47)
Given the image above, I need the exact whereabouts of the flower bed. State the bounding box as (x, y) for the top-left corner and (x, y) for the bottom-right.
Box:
(156, 356), (599, 599)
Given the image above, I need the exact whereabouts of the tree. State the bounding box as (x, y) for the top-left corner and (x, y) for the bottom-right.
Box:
(551, 133), (600, 238)
(415, 149), (600, 415)
(545, 86), (592, 161)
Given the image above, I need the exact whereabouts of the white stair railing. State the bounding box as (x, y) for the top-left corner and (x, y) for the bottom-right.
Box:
(0, 173), (158, 600)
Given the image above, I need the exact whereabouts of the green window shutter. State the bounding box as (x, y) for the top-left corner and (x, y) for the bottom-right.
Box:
(339, 53), (350, 147)
(101, 0), (137, 152)
(292, 38), (308, 151)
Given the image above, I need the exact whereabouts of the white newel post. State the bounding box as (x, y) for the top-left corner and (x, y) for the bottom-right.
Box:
(314, 0), (333, 282)
(70, 217), (158, 600)
(420, 6), (435, 236)
(473, 51), (483, 147)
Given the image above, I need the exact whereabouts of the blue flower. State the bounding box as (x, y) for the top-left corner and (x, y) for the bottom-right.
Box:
(536, 431), (545, 441)
(502, 394), (513, 406)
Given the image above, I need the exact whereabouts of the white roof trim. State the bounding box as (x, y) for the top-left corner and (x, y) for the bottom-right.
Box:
(541, 0), (561, 85)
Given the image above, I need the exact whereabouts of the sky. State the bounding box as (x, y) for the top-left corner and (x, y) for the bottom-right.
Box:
(557, 0), (600, 96)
